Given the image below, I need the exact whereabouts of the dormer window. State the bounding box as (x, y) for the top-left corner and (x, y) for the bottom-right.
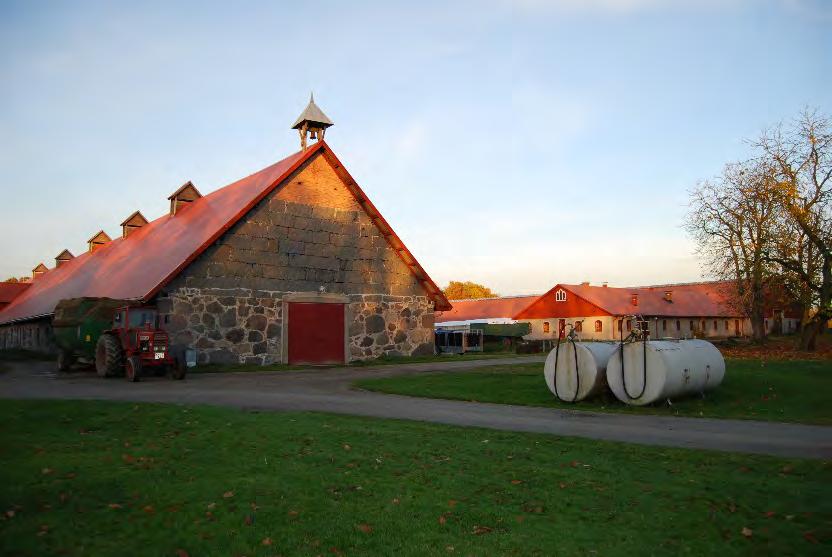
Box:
(168, 181), (202, 215)
(88, 230), (112, 253)
(120, 210), (148, 238)
(555, 289), (567, 302)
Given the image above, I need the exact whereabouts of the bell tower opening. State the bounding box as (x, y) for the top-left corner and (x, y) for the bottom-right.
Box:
(291, 93), (334, 151)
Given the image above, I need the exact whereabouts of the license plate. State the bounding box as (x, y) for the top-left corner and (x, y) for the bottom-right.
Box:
(155, 352), (165, 360)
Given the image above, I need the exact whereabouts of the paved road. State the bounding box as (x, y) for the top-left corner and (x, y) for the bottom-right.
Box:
(2, 357), (830, 459)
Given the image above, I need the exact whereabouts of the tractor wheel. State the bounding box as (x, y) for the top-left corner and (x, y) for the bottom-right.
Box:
(95, 334), (123, 378)
(57, 350), (74, 372)
(125, 356), (141, 382)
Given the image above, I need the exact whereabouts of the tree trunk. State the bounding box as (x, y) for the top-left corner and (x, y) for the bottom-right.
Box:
(750, 285), (767, 343)
(799, 319), (823, 351)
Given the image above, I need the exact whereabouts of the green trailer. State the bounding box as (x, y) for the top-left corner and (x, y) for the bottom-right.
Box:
(52, 297), (133, 371)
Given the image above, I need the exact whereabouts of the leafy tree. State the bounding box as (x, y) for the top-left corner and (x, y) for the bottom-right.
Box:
(4, 277), (19, 283)
(443, 281), (498, 300)
(757, 109), (832, 350)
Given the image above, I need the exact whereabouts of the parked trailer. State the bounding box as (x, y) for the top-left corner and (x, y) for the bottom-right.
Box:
(544, 341), (617, 402)
(435, 328), (484, 354)
(605, 339), (725, 406)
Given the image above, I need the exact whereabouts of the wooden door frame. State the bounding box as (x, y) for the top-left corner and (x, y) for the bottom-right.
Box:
(281, 292), (350, 365)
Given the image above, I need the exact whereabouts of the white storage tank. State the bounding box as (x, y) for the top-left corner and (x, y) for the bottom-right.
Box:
(605, 339), (725, 406)
(544, 341), (618, 402)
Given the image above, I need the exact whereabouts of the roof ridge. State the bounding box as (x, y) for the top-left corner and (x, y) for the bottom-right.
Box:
(448, 294), (540, 302)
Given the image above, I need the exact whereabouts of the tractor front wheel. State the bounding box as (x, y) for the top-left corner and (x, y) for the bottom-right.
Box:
(125, 356), (141, 382)
(95, 334), (123, 378)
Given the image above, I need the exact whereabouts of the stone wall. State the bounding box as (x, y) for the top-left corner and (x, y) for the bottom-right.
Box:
(158, 288), (434, 364)
(157, 151), (437, 364)
(0, 318), (56, 353)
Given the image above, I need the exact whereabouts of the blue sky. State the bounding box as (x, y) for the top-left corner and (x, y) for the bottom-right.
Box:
(1, 0), (829, 295)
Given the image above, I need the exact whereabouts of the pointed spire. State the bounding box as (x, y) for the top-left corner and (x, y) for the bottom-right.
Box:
(292, 93), (333, 151)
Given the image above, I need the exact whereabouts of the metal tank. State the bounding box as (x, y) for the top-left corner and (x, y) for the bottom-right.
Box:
(544, 341), (618, 402)
(605, 339), (725, 406)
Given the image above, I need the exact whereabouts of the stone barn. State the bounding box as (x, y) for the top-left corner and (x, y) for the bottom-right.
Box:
(0, 97), (452, 365)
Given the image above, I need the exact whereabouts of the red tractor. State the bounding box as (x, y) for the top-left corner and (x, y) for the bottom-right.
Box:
(94, 305), (184, 381)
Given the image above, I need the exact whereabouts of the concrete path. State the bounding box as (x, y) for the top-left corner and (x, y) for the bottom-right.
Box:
(1, 357), (830, 460)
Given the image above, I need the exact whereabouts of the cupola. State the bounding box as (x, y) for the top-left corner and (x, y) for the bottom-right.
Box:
(291, 93), (334, 151)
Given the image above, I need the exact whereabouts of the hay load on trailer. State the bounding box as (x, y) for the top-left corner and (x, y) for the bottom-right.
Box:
(52, 297), (185, 381)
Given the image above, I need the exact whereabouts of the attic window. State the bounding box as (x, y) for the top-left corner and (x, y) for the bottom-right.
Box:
(555, 290), (566, 302)
(168, 181), (202, 215)
(631, 294), (638, 306)
(120, 210), (148, 238)
(88, 230), (112, 253)
(55, 249), (74, 268)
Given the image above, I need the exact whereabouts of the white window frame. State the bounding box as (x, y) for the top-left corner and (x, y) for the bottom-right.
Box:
(555, 289), (567, 302)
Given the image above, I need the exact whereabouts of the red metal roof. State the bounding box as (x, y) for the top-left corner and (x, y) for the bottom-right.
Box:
(540, 282), (738, 318)
(0, 282), (30, 305)
(0, 141), (449, 323)
(435, 295), (538, 323)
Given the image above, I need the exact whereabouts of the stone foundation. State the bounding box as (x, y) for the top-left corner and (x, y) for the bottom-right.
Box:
(159, 287), (434, 365)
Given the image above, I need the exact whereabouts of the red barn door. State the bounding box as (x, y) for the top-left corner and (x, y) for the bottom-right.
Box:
(287, 302), (345, 365)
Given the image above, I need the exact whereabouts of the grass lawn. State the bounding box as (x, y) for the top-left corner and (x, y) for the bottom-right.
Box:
(0, 401), (829, 556)
(192, 351), (524, 374)
(354, 359), (832, 425)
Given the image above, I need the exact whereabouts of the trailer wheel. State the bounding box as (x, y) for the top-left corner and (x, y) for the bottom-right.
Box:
(125, 356), (141, 382)
(57, 350), (74, 372)
(95, 334), (123, 377)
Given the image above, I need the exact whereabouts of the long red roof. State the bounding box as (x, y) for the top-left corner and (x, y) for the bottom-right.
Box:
(0, 282), (30, 305)
(435, 295), (538, 323)
(0, 142), (450, 324)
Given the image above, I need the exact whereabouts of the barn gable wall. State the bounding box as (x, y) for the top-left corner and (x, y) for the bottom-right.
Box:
(158, 152), (435, 365)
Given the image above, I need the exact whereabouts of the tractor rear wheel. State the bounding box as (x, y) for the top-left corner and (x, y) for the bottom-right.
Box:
(125, 356), (141, 382)
(57, 350), (74, 372)
(95, 334), (123, 377)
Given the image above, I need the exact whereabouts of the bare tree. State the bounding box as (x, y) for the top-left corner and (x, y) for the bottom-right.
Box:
(687, 161), (778, 342)
(757, 109), (832, 350)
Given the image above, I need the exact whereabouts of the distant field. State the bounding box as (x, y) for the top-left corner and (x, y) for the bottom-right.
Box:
(355, 359), (832, 425)
(0, 400), (829, 556)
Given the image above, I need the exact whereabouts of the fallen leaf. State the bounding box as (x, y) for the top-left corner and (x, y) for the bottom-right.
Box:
(438, 515), (447, 525)
(249, 502), (258, 511)
(288, 510), (299, 517)
(803, 531), (819, 544)
(207, 503), (216, 510)
(5, 510), (15, 518)
(108, 503), (122, 509)
(41, 468), (53, 475)
(223, 491), (234, 499)
(143, 505), (155, 514)
(472, 525), (493, 535)
(391, 498), (400, 505)
(261, 537), (273, 546)
(448, 500), (457, 508)
(781, 465), (794, 474)
(764, 511), (776, 518)
(559, 482), (567, 489)
(741, 527), (753, 538)
(358, 523), (373, 533)
(510, 480), (523, 485)
(176, 550), (189, 557)
(728, 502), (737, 513)
(244, 515), (253, 526)
(343, 444), (351, 451)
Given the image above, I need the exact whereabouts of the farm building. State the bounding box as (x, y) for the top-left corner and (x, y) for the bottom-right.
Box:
(0, 97), (451, 364)
(435, 281), (801, 342)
